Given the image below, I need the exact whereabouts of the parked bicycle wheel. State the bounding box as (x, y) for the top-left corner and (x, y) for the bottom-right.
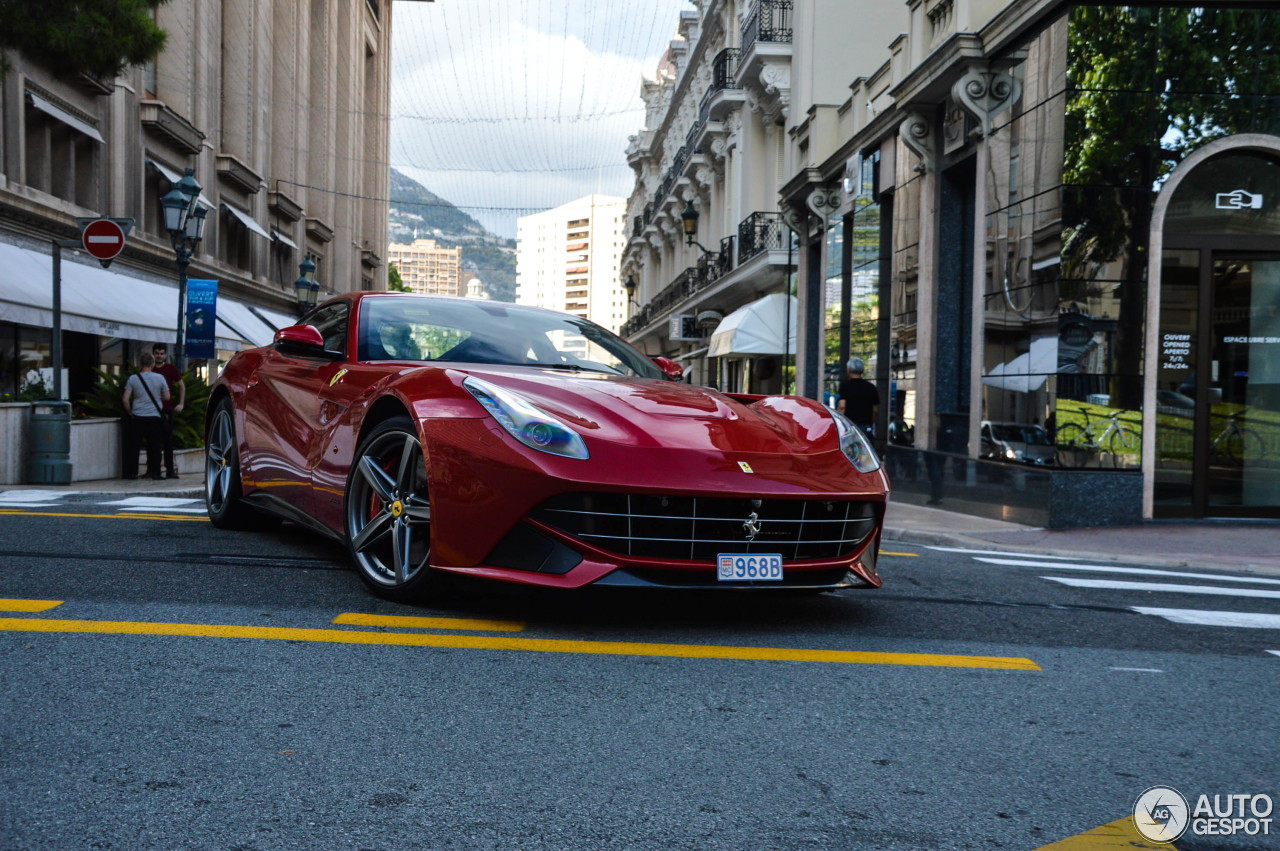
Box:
(1223, 428), (1265, 466)
(1056, 423), (1089, 466)
(1105, 427), (1140, 467)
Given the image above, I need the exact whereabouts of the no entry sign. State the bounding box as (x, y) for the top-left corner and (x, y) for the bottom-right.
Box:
(81, 218), (126, 263)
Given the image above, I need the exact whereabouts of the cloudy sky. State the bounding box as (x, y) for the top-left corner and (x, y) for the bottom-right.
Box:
(390, 0), (692, 238)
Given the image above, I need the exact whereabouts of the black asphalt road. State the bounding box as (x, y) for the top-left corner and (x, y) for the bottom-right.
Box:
(0, 502), (1276, 850)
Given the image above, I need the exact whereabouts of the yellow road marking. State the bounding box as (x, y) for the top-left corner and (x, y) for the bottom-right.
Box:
(0, 617), (1039, 670)
(0, 509), (207, 522)
(880, 550), (917, 557)
(1034, 818), (1175, 850)
(333, 612), (525, 632)
(0, 599), (63, 613)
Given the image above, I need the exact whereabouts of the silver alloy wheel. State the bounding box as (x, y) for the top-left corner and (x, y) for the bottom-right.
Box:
(346, 429), (433, 587)
(206, 407), (235, 514)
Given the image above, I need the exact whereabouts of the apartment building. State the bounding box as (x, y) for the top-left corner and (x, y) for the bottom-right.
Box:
(388, 239), (461, 296)
(0, 0), (398, 399)
(516, 195), (627, 333)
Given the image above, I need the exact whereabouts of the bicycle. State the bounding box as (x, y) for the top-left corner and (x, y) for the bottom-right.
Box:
(1211, 410), (1265, 467)
(1055, 408), (1139, 467)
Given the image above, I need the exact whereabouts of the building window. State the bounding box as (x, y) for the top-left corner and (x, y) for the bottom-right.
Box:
(219, 209), (254, 271)
(22, 94), (100, 209)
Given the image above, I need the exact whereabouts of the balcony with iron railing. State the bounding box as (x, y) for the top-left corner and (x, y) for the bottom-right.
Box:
(620, 235), (741, 338)
(737, 211), (787, 264)
(741, 0), (793, 57)
(698, 48), (743, 125)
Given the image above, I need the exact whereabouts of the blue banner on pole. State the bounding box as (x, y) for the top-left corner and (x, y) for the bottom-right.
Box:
(185, 278), (218, 359)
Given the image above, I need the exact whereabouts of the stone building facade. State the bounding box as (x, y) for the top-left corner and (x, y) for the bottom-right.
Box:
(0, 0), (397, 397)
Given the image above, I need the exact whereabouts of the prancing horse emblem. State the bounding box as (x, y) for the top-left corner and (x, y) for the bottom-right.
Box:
(742, 499), (764, 541)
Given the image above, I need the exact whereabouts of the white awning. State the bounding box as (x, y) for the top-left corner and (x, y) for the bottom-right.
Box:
(28, 93), (104, 143)
(707, 293), (797, 358)
(251, 305), (299, 332)
(145, 158), (214, 209)
(0, 241), (245, 351)
(221, 202), (271, 240)
(216, 299), (279, 348)
(271, 228), (298, 249)
(982, 336), (1058, 393)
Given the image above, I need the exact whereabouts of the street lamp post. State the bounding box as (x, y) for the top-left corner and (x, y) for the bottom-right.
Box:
(295, 255), (319, 316)
(161, 168), (206, 373)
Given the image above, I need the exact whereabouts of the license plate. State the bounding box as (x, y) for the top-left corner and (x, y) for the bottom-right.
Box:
(717, 553), (784, 582)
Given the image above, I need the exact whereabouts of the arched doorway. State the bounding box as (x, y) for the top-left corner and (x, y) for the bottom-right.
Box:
(1146, 137), (1280, 518)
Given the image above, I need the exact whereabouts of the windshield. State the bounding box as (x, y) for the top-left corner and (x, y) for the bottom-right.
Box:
(992, 424), (1050, 445)
(358, 297), (663, 379)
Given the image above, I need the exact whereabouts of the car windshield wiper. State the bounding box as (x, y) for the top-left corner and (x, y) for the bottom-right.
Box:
(540, 363), (611, 374)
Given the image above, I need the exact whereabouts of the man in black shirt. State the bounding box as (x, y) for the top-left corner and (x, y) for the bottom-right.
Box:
(837, 357), (879, 436)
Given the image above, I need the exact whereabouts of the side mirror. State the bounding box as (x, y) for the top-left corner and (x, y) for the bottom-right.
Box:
(653, 356), (684, 380)
(274, 325), (343, 360)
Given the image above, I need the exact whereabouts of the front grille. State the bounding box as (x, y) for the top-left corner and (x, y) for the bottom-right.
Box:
(532, 493), (878, 562)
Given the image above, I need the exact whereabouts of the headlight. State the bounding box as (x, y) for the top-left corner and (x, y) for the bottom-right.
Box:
(463, 376), (589, 460)
(831, 410), (880, 473)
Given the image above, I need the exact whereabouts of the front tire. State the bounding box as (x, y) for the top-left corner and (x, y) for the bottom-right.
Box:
(344, 416), (438, 602)
(205, 397), (260, 530)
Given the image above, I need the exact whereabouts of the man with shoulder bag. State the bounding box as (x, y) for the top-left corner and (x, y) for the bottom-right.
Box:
(122, 352), (171, 480)
(152, 342), (185, 478)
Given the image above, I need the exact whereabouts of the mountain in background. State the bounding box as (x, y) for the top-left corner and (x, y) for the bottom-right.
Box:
(388, 168), (516, 303)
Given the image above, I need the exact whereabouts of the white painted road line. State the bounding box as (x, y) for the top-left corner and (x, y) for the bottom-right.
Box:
(0, 489), (78, 506)
(117, 507), (208, 514)
(1108, 667), (1164, 673)
(927, 546), (1081, 561)
(974, 557), (1280, 586)
(1047, 577), (1280, 600)
(1133, 608), (1280, 630)
(103, 497), (202, 507)
(1269, 650), (1280, 658)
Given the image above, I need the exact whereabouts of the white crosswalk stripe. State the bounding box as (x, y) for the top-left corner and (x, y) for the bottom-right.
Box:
(950, 548), (1280, 644)
(1132, 608), (1280, 630)
(0, 489), (81, 507)
(972, 556), (1280, 586)
(1043, 577), (1280, 600)
(104, 497), (205, 514)
(0, 491), (207, 514)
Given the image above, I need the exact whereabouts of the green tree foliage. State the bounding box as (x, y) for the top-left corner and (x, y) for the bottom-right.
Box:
(825, 296), (878, 367)
(1065, 6), (1280, 271)
(1062, 7), (1280, 406)
(0, 0), (169, 80)
(387, 263), (409, 292)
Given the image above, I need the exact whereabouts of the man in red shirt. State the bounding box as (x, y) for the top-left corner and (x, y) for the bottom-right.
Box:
(151, 343), (186, 479)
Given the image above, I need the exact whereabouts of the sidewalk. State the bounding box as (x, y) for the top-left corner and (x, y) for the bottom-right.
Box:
(5, 478), (1278, 576)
